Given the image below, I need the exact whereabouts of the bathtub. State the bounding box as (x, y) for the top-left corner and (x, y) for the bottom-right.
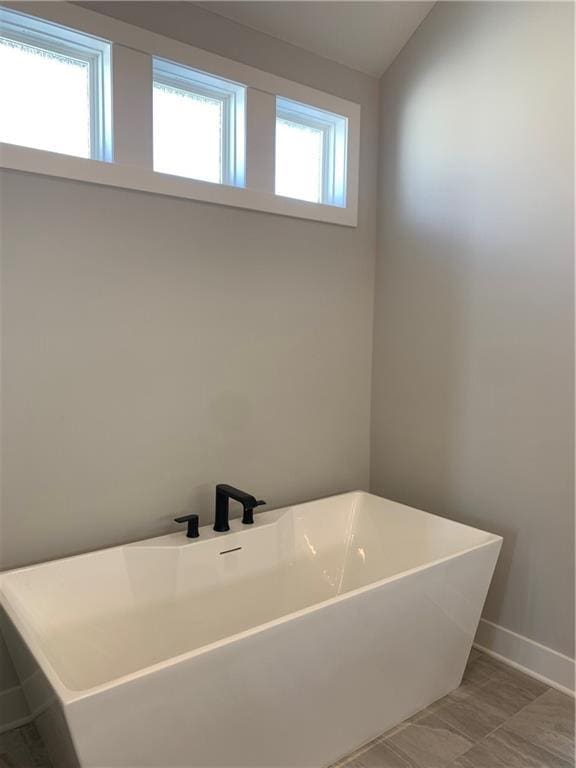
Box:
(0, 491), (501, 768)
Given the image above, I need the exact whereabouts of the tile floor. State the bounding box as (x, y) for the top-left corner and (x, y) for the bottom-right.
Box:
(0, 723), (51, 768)
(0, 650), (573, 767)
(332, 649), (575, 768)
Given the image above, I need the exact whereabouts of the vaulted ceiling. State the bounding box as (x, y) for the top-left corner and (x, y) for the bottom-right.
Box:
(196, 2), (434, 77)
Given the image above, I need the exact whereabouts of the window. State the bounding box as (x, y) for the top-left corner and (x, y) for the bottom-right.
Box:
(275, 97), (348, 207)
(0, 5), (359, 225)
(153, 58), (245, 186)
(0, 8), (111, 160)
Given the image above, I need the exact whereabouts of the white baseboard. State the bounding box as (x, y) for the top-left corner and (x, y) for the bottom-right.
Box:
(475, 618), (575, 696)
(0, 685), (32, 734)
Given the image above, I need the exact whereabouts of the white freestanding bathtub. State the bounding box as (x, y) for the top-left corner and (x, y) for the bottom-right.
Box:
(0, 491), (501, 768)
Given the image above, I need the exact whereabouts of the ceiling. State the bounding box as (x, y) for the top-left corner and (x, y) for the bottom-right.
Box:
(196, 2), (435, 77)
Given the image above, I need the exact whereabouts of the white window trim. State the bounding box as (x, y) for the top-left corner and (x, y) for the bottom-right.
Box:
(276, 97), (348, 208)
(0, 6), (112, 161)
(0, 1), (360, 227)
(152, 57), (246, 188)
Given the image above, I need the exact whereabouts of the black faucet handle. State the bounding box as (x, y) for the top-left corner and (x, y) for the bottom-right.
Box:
(174, 513), (199, 539)
(242, 499), (266, 525)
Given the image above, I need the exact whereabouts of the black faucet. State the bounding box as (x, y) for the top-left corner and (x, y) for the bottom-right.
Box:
(214, 484), (266, 532)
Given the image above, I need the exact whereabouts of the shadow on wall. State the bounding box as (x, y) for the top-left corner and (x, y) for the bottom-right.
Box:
(370, 1), (574, 657)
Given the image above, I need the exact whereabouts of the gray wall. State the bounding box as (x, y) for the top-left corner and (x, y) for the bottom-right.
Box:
(0, 6), (379, 566)
(0, 3), (378, 716)
(371, 1), (574, 657)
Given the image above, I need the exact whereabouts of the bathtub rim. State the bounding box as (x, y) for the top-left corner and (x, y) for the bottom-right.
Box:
(0, 490), (503, 705)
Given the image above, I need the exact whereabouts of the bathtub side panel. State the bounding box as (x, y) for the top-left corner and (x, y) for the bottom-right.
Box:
(0, 607), (80, 768)
(66, 541), (501, 768)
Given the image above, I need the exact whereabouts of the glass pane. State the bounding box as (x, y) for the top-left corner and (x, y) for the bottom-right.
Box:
(275, 118), (324, 203)
(153, 82), (224, 184)
(0, 37), (91, 158)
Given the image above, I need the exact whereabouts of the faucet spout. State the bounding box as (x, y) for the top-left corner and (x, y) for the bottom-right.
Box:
(214, 484), (266, 532)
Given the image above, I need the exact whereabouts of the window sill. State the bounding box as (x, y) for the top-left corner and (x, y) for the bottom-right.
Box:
(0, 143), (358, 227)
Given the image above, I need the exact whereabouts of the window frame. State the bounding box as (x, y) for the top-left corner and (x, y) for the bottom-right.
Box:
(276, 97), (348, 208)
(0, 6), (112, 161)
(152, 57), (246, 187)
(0, 1), (360, 227)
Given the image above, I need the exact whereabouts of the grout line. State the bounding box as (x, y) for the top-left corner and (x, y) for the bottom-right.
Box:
(448, 687), (556, 766)
(379, 652), (556, 766)
(352, 653), (495, 753)
(319, 652), (560, 768)
(335, 734), (388, 766)
(398, 673), (499, 744)
(413, 706), (479, 747)
(377, 723), (408, 743)
(377, 663), (498, 746)
(477, 686), (556, 741)
(382, 736), (415, 764)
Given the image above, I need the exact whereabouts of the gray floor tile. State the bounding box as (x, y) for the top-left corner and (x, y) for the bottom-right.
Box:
(0, 733), (25, 755)
(501, 687), (575, 761)
(17, 727), (40, 748)
(379, 723), (409, 741)
(446, 676), (486, 703)
(343, 740), (412, 767)
(383, 714), (473, 768)
(408, 697), (455, 724)
(0, 744), (36, 768)
(16, 726), (49, 768)
(463, 673), (542, 717)
(474, 655), (548, 699)
(398, 651), (491, 728)
(467, 648), (482, 663)
(334, 737), (388, 767)
(459, 654), (496, 686)
(452, 728), (574, 768)
(427, 689), (508, 742)
(0, 728), (50, 768)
